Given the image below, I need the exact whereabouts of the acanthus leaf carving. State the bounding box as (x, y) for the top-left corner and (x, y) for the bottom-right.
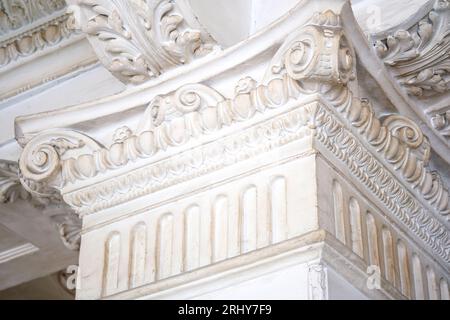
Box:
(70, 0), (217, 84)
(371, 0), (450, 157)
(0, 0), (66, 36)
(374, 1), (450, 98)
(16, 9), (450, 265)
(0, 158), (81, 251)
(382, 114), (431, 164)
(0, 159), (29, 203)
(50, 211), (82, 251)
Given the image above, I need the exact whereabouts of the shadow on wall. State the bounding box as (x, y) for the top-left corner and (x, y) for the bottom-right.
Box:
(0, 272), (74, 300)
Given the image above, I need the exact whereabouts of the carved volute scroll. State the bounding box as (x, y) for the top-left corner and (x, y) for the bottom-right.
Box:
(16, 8), (450, 269)
(265, 10), (355, 88)
(14, 129), (102, 250)
(382, 115), (431, 164)
(0, 157), (82, 251)
(18, 130), (101, 190)
(68, 0), (217, 84)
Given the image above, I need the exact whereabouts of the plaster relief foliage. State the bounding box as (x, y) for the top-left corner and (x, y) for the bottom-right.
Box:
(0, 0), (66, 36)
(50, 212), (82, 251)
(0, 158), (82, 251)
(374, 0), (450, 140)
(0, 159), (55, 206)
(0, 13), (76, 67)
(17, 10), (450, 264)
(0, 0), (78, 68)
(0, 159), (28, 203)
(266, 10), (450, 263)
(266, 11), (449, 220)
(71, 0), (216, 83)
(375, 0), (450, 98)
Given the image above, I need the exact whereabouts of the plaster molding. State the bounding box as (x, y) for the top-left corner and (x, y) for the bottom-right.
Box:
(16, 9), (450, 266)
(372, 0), (450, 153)
(0, 0), (86, 71)
(0, 13), (79, 69)
(0, 0), (66, 37)
(0, 243), (39, 264)
(374, 0), (450, 98)
(100, 231), (408, 300)
(307, 262), (329, 300)
(0, 1), (96, 104)
(50, 212), (82, 251)
(68, 0), (218, 84)
(315, 105), (450, 264)
(62, 102), (316, 215)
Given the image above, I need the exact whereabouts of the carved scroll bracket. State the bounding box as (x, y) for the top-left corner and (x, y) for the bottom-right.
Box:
(263, 11), (449, 222)
(12, 130), (100, 251)
(0, 158), (82, 251)
(18, 129), (103, 198)
(264, 10), (356, 89)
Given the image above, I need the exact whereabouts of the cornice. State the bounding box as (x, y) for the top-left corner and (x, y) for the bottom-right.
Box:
(61, 99), (317, 216)
(3, 2), (446, 282)
(0, 0), (85, 71)
(16, 8), (450, 269)
(0, 13), (80, 70)
(0, 1), (97, 102)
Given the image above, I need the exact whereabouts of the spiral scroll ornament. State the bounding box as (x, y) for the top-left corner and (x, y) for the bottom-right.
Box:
(284, 38), (315, 80)
(265, 10), (355, 86)
(19, 142), (61, 182)
(383, 115), (431, 163)
(18, 131), (102, 196)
